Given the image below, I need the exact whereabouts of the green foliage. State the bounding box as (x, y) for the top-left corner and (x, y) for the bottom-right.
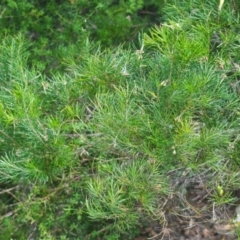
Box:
(1, 0), (240, 239)
(0, 0), (163, 73)
(0, 0), (88, 73)
(0, 36), (73, 183)
(86, 160), (166, 234)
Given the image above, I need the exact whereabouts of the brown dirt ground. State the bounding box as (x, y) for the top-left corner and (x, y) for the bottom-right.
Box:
(134, 171), (240, 240)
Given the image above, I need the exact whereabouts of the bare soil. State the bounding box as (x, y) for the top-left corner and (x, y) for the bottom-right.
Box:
(135, 171), (240, 240)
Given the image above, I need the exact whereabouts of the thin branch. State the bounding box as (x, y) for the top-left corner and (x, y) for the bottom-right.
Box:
(0, 186), (18, 195)
(0, 209), (18, 221)
(64, 133), (102, 138)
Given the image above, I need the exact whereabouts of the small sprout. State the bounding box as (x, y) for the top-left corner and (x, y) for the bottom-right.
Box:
(217, 185), (224, 196)
(171, 146), (176, 155)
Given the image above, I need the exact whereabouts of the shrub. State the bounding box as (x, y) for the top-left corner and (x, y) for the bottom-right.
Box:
(0, 0), (164, 74)
(1, 1), (240, 239)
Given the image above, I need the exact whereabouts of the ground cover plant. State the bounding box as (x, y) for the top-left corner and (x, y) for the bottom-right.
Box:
(0, 0), (163, 74)
(0, 0), (240, 239)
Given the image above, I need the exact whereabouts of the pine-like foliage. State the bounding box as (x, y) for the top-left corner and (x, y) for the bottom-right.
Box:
(1, 1), (240, 239)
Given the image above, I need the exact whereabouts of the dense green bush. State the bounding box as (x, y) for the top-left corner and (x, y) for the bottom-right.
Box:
(1, 0), (240, 239)
(0, 0), (164, 74)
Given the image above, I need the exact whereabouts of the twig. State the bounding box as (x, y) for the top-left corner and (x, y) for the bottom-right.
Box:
(85, 225), (111, 239)
(212, 202), (217, 222)
(138, 10), (158, 15)
(0, 186), (18, 194)
(27, 224), (37, 240)
(0, 209), (18, 221)
(64, 133), (102, 138)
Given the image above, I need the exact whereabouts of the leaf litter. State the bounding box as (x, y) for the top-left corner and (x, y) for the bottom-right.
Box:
(134, 170), (240, 240)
